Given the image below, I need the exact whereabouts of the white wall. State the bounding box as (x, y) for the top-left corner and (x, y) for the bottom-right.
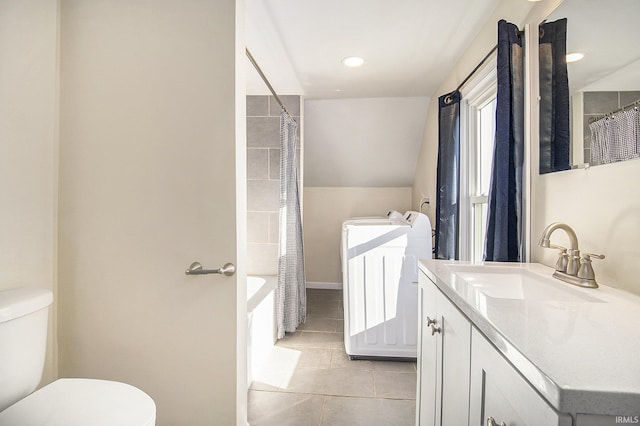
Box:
(532, 161), (640, 295)
(303, 187), (412, 285)
(413, 0), (640, 296)
(0, 0), (59, 385)
(305, 97), (429, 187)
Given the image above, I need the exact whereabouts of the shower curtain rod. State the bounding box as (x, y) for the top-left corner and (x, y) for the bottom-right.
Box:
(589, 99), (640, 124)
(245, 48), (294, 118)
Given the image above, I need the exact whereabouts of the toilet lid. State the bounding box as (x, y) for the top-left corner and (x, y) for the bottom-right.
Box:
(0, 378), (156, 426)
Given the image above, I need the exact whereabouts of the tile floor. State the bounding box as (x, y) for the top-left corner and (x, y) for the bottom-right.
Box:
(248, 289), (417, 426)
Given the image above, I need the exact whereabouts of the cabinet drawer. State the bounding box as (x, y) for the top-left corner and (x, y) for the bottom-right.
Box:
(469, 328), (572, 426)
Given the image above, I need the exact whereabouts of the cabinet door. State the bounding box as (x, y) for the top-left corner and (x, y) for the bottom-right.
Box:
(417, 274), (440, 426)
(469, 328), (572, 426)
(439, 290), (471, 425)
(417, 272), (472, 426)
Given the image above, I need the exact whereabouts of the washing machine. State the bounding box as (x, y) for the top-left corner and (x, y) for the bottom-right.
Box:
(347, 210), (404, 221)
(341, 211), (432, 359)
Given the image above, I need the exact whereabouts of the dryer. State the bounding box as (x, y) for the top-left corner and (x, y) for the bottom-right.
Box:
(341, 211), (432, 359)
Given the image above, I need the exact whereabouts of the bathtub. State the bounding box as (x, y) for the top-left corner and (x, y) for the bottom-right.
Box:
(247, 275), (277, 386)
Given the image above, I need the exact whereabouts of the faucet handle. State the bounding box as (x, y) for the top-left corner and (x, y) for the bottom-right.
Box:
(582, 253), (605, 261)
(578, 253), (605, 281)
(553, 247), (568, 273)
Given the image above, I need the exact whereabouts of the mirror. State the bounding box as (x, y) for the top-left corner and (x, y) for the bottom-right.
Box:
(539, 0), (640, 172)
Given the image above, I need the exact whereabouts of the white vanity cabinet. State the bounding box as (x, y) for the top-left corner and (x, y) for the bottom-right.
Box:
(417, 268), (572, 426)
(469, 328), (572, 426)
(418, 260), (640, 426)
(416, 271), (471, 426)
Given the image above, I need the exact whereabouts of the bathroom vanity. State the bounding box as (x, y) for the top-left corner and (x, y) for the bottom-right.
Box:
(416, 259), (640, 426)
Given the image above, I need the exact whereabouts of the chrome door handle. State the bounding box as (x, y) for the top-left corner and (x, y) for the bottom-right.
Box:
(185, 262), (236, 276)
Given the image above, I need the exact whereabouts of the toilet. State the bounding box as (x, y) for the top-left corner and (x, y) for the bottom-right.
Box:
(0, 288), (156, 425)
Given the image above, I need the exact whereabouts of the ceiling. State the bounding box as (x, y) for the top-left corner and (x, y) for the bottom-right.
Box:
(244, 0), (510, 188)
(246, 0), (501, 99)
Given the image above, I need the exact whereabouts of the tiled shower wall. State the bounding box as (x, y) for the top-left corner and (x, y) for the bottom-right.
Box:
(582, 91), (640, 164)
(247, 95), (301, 275)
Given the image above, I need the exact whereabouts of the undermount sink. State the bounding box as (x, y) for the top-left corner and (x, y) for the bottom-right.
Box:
(446, 264), (603, 303)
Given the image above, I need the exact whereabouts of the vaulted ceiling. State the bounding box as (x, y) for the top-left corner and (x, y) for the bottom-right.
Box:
(246, 0), (502, 99)
(245, 0), (503, 187)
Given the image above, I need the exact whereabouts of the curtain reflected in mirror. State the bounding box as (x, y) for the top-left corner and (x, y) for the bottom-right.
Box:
(589, 105), (640, 165)
(539, 0), (640, 172)
(538, 19), (570, 174)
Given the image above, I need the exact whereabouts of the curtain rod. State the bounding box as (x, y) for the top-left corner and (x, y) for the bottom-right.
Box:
(454, 44), (498, 94)
(453, 29), (524, 94)
(589, 98), (640, 124)
(245, 48), (293, 118)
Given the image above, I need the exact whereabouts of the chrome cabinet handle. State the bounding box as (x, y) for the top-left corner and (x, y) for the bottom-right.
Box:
(426, 316), (441, 335)
(185, 261), (236, 276)
(487, 417), (506, 426)
(430, 323), (441, 335)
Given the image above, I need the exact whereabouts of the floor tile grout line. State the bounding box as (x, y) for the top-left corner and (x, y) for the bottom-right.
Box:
(249, 388), (416, 401)
(318, 395), (327, 426)
(372, 369), (377, 398)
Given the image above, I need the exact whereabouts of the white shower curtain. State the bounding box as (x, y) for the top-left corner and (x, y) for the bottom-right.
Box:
(276, 110), (306, 339)
(589, 108), (640, 165)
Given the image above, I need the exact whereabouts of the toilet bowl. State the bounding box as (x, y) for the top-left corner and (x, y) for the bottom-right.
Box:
(0, 288), (156, 425)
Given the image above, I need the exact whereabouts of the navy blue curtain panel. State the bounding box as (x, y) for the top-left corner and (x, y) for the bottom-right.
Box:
(435, 91), (461, 260)
(484, 20), (524, 262)
(539, 18), (570, 174)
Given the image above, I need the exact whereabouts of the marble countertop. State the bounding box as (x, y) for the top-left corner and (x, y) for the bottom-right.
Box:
(419, 259), (640, 416)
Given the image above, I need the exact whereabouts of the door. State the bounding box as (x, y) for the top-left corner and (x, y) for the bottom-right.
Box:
(57, 1), (247, 425)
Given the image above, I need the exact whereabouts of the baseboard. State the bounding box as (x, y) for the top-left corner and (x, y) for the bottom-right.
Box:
(306, 281), (343, 290)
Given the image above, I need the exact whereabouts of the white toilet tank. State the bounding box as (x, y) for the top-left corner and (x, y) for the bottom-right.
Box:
(0, 288), (53, 411)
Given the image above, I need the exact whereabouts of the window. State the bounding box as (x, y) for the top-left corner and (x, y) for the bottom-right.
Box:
(460, 61), (497, 262)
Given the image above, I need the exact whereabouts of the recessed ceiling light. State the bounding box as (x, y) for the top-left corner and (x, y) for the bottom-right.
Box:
(342, 56), (364, 67)
(566, 52), (585, 63)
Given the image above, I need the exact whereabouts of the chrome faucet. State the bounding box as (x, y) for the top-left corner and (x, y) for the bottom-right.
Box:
(539, 222), (579, 249)
(539, 222), (604, 288)
(539, 222), (580, 275)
